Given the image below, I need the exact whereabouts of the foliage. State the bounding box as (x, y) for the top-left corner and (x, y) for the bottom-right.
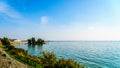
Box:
(27, 37), (36, 45)
(27, 37), (45, 45)
(37, 38), (45, 45)
(4, 45), (85, 68)
(31, 37), (36, 45)
(7, 45), (14, 51)
(27, 39), (32, 45)
(41, 51), (85, 68)
(2, 37), (85, 68)
(4, 45), (43, 68)
(1, 37), (10, 47)
(41, 51), (57, 68)
(0, 51), (2, 55)
(55, 58), (84, 68)
(0, 42), (2, 47)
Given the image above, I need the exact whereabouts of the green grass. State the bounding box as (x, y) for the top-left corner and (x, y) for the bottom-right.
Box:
(0, 51), (2, 55)
(4, 47), (43, 68)
(3, 45), (86, 68)
(1, 37), (86, 68)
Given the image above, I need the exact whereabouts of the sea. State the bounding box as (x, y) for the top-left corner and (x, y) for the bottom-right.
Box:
(15, 41), (120, 68)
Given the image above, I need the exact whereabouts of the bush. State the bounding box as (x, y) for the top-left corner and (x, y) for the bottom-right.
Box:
(41, 51), (57, 68)
(7, 46), (15, 51)
(55, 58), (84, 68)
(41, 51), (85, 68)
(5, 46), (43, 68)
(1, 37), (10, 47)
(3, 43), (85, 68)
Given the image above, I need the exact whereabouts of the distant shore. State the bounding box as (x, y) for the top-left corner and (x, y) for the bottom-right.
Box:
(10, 41), (26, 46)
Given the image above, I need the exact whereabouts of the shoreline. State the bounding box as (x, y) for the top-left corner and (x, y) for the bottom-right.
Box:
(11, 42), (26, 46)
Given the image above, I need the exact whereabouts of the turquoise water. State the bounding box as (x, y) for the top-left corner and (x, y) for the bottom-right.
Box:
(15, 41), (120, 68)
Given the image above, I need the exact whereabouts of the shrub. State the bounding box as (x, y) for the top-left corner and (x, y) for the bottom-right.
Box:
(41, 51), (57, 68)
(41, 51), (85, 68)
(55, 58), (84, 68)
(5, 46), (43, 68)
(3, 42), (85, 68)
(7, 45), (15, 51)
(1, 37), (10, 47)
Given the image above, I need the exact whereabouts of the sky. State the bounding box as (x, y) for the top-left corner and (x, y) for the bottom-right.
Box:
(0, 0), (120, 40)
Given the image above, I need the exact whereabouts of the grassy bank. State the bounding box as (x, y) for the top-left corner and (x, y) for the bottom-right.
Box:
(3, 46), (43, 68)
(0, 47), (29, 68)
(1, 37), (86, 68)
(3, 45), (85, 68)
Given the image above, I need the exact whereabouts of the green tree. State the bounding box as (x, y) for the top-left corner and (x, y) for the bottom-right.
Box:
(27, 37), (45, 45)
(37, 38), (45, 45)
(1, 37), (11, 47)
(27, 39), (32, 45)
(31, 37), (36, 45)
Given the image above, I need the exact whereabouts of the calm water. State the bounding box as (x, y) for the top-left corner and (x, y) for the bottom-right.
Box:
(15, 41), (120, 68)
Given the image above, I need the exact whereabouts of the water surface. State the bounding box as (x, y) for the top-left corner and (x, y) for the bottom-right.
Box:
(15, 41), (120, 68)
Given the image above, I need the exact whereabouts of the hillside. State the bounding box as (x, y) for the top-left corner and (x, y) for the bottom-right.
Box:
(0, 47), (29, 68)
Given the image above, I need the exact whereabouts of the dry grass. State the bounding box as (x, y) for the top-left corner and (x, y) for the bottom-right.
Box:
(0, 42), (2, 47)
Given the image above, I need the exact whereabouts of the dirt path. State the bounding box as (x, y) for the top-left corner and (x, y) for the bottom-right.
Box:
(0, 47), (29, 68)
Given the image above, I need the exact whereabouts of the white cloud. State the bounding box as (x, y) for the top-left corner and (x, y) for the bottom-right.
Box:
(40, 16), (48, 24)
(0, 2), (22, 19)
(88, 26), (95, 30)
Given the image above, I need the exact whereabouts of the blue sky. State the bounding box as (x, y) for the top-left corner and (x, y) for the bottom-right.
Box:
(0, 0), (120, 40)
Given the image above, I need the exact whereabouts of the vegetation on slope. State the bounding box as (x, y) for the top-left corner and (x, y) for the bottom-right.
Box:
(0, 48), (29, 68)
(1, 37), (85, 68)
